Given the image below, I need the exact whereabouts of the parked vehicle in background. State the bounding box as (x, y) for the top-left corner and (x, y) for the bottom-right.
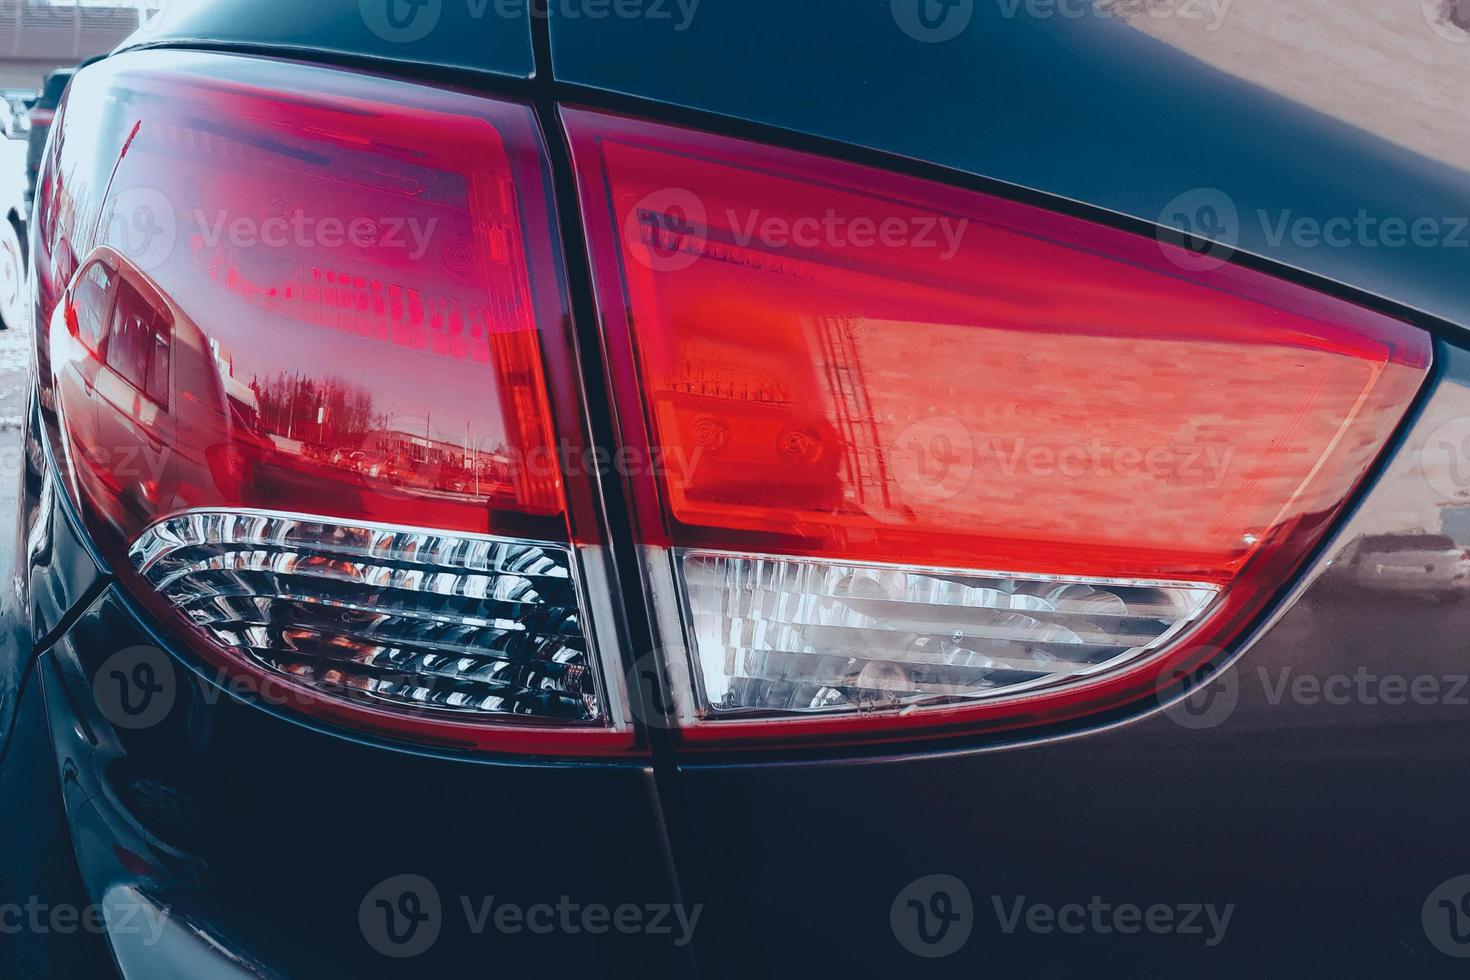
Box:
(1339, 533), (1470, 599)
(24, 68), (75, 216)
(0, 93), (29, 329)
(2, 89), (36, 139)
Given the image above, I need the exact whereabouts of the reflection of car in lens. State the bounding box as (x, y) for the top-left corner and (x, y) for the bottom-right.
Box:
(1337, 532), (1470, 600)
(48, 246), (262, 531)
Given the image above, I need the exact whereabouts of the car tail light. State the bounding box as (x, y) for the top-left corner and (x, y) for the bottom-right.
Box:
(564, 109), (1431, 748)
(42, 54), (632, 754)
(37, 52), (1433, 757)
(28, 106), (55, 128)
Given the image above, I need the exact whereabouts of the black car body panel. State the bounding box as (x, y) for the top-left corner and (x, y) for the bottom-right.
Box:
(37, 580), (689, 978)
(10, 2), (1469, 976)
(128, 0), (534, 80)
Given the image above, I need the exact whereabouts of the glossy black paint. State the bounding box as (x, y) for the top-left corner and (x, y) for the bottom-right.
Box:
(37, 582), (688, 978)
(6, 1), (1465, 976)
(19, 393), (105, 645)
(134, 0), (533, 80)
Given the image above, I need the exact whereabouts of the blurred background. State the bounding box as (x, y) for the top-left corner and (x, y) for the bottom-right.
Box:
(0, 0), (161, 368)
(0, 0), (159, 87)
(0, 0), (161, 548)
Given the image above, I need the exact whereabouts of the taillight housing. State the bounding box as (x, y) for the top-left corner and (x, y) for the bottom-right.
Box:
(42, 53), (633, 755)
(36, 50), (1431, 757)
(564, 109), (1431, 749)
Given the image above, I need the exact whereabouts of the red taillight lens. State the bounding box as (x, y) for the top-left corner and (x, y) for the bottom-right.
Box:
(44, 55), (631, 754)
(565, 109), (1431, 748)
(28, 107), (55, 128)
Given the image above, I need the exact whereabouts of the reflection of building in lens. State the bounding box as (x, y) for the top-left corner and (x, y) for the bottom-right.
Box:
(361, 425), (513, 495)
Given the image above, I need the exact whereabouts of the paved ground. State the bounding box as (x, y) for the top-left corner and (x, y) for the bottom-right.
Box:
(1114, 0), (1470, 172)
(0, 136), (28, 545)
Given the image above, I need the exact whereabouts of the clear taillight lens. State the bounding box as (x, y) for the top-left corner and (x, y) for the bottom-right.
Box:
(132, 511), (599, 722)
(564, 108), (1431, 748)
(680, 552), (1216, 716)
(40, 54), (629, 754)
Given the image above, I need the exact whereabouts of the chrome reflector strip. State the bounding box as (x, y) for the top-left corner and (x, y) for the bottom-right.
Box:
(130, 511), (601, 722)
(676, 551), (1219, 717)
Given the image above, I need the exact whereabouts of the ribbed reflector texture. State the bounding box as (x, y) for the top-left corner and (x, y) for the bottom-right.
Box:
(679, 551), (1217, 716)
(130, 511), (599, 722)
